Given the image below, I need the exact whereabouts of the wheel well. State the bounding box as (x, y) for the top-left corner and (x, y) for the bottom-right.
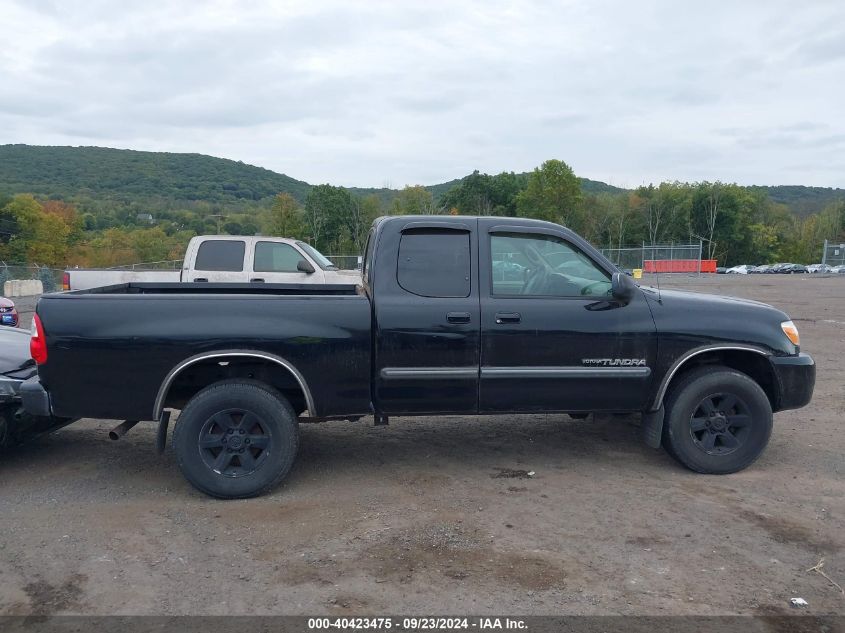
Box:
(665, 350), (778, 409)
(160, 356), (310, 416)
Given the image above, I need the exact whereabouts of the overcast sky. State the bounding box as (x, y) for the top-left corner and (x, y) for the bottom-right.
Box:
(1, 0), (844, 189)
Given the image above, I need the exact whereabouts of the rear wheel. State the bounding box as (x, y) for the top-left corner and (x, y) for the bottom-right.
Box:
(173, 380), (299, 498)
(662, 366), (772, 474)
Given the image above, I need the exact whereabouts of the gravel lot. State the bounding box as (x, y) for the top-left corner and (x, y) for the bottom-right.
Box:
(1, 275), (843, 616)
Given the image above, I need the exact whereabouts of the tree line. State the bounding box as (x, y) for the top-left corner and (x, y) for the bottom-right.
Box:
(438, 161), (845, 265)
(1, 159), (843, 269)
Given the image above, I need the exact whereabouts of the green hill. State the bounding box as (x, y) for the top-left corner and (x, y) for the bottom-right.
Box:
(1, 145), (840, 219)
(580, 178), (626, 196)
(0, 144), (311, 208)
(752, 185), (845, 217)
(0, 145), (631, 213)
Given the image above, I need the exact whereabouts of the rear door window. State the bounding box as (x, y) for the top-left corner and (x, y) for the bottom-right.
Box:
(397, 229), (471, 298)
(194, 240), (246, 272)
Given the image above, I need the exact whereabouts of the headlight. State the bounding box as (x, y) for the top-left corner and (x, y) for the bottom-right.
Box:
(781, 320), (800, 347)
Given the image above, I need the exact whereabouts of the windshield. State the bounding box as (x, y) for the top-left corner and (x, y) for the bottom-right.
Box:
(296, 241), (337, 270)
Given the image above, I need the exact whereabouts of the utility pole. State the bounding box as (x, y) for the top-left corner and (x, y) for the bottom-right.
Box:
(208, 214), (225, 234)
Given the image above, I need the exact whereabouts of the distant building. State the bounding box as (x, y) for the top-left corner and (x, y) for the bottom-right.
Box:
(136, 213), (155, 224)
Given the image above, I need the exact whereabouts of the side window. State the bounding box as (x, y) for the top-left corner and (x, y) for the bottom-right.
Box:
(254, 242), (305, 273)
(490, 233), (611, 297)
(398, 229), (471, 298)
(194, 240), (246, 272)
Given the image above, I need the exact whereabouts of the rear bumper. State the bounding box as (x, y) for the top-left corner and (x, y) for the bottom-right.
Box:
(770, 353), (815, 411)
(20, 377), (52, 417)
(0, 375), (24, 401)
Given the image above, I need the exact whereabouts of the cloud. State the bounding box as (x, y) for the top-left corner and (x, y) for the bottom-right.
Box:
(0, 0), (844, 188)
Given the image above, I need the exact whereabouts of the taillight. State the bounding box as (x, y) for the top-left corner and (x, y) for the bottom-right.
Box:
(62, 272), (70, 291)
(30, 314), (48, 364)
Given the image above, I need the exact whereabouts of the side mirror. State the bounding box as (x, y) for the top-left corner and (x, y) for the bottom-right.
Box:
(297, 259), (315, 274)
(611, 272), (636, 303)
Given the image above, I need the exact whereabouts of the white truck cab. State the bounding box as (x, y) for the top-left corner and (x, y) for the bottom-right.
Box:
(183, 236), (360, 284)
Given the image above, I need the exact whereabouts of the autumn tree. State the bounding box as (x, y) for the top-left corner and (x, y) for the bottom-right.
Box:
(0, 194), (71, 266)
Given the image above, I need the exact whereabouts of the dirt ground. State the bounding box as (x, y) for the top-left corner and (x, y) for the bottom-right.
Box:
(1, 275), (843, 616)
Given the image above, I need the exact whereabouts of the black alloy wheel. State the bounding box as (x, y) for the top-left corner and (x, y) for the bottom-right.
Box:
(688, 393), (752, 456)
(198, 408), (274, 477)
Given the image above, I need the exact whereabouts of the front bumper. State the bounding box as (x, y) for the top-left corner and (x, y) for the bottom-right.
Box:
(770, 353), (815, 411)
(20, 377), (52, 417)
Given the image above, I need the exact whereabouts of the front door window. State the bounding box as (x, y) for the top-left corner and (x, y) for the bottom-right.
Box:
(490, 233), (611, 298)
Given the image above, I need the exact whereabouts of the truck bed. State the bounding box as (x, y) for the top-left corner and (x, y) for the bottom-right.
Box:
(35, 284), (372, 420)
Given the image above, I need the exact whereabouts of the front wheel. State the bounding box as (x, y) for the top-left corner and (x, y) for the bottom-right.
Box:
(173, 381), (299, 498)
(662, 366), (772, 474)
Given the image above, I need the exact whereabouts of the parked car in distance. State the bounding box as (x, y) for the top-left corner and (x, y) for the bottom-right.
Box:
(715, 267), (727, 274)
(750, 265), (771, 274)
(782, 264), (806, 274)
(0, 297), (18, 327)
(807, 264), (832, 273)
(726, 264), (754, 274)
(63, 236), (361, 291)
(24, 215), (815, 498)
(831, 265), (845, 274)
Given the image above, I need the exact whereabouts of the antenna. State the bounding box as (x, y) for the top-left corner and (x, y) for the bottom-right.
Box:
(644, 242), (662, 303)
(655, 266), (662, 303)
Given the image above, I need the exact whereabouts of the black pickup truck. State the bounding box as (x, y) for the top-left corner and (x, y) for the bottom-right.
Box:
(22, 215), (815, 498)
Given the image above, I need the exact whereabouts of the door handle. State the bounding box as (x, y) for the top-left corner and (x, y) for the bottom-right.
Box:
(447, 312), (471, 324)
(495, 312), (521, 324)
(193, 278), (208, 282)
(250, 278), (265, 283)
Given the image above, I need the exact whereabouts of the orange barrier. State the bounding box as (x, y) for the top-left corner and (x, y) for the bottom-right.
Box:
(643, 259), (717, 273)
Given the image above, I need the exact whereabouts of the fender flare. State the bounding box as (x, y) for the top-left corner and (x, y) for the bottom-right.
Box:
(152, 350), (316, 419)
(650, 344), (770, 411)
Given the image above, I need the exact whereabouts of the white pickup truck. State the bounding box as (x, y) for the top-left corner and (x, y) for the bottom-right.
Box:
(63, 235), (361, 291)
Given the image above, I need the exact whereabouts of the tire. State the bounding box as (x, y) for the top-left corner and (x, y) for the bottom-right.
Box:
(172, 380), (299, 499)
(662, 365), (772, 474)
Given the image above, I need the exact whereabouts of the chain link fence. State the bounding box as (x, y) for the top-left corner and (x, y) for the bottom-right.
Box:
(821, 240), (845, 267)
(600, 242), (708, 273)
(600, 247), (646, 271)
(326, 255), (362, 271)
(0, 263), (65, 293)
